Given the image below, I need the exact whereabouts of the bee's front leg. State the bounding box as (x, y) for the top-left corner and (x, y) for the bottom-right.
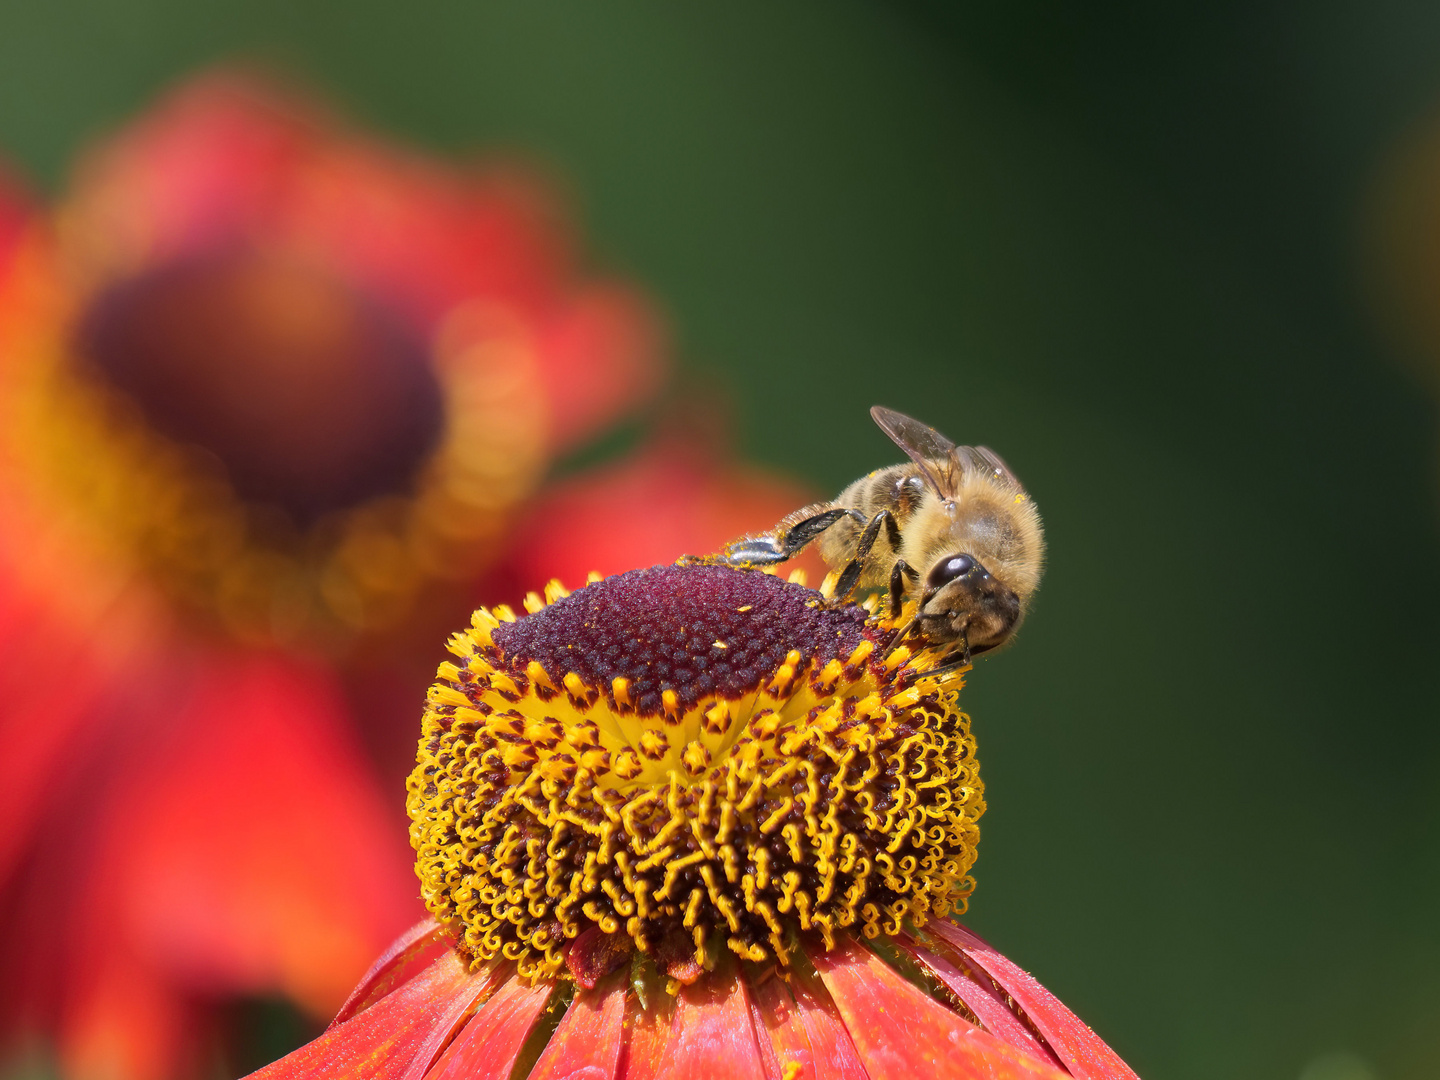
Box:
(888, 559), (918, 617)
(720, 507), (862, 567)
(923, 640), (974, 682)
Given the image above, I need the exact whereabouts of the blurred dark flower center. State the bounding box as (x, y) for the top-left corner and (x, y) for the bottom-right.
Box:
(78, 253), (444, 523)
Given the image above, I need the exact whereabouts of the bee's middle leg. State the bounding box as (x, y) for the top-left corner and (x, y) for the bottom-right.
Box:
(835, 511), (903, 598)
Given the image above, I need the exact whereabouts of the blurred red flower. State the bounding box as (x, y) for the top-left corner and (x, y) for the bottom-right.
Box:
(477, 426), (829, 607)
(0, 70), (796, 1079)
(7, 69), (665, 649)
(0, 169), (25, 281)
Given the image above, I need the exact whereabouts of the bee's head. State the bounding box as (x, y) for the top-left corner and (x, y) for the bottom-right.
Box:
(918, 553), (1022, 654)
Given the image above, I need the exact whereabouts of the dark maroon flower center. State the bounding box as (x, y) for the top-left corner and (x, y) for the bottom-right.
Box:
(491, 563), (872, 716)
(78, 253), (444, 523)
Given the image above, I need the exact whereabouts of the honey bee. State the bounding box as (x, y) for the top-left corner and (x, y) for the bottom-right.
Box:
(721, 406), (1045, 660)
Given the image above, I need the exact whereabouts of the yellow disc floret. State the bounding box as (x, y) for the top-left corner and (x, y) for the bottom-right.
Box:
(407, 563), (984, 981)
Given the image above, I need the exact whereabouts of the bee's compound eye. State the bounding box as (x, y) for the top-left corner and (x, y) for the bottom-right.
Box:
(927, 553), (977, 588)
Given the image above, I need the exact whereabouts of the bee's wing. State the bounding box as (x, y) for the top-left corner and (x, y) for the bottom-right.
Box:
(967, 445), (1024, 490)
(870, 405), (965, 498)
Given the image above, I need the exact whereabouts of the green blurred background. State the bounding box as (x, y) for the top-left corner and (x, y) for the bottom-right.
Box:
(2, 2), (1437, 1077)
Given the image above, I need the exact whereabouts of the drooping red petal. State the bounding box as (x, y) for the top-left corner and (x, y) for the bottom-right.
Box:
(926, 922), (1140, 1080)
(395, 962), (516, 1080)
(527, 968), (629, 1080)
(813, 936), (1071, 1080)
(247, 950), (483, 1079)
(747, 976), (797, 1080)
(331, 920), (452, 1028)
(648, 966), (771, 1080)
(747, 990), (784, 1080)
(424, 971), (554, 1080)
(898, 934), (1063, 1070)
(785, 964), (873, 1080)
(751, 968), (871, 1080)
(615, 987), (675, 1079)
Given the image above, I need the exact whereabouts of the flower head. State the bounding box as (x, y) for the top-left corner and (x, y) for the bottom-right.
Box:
(254, 562), (1138, 1079)
(411, 562), (982, 980)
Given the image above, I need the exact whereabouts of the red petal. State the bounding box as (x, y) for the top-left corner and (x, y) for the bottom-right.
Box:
(425, 972), (555, 1080)
(898, 935), (1062, 1069)
(747, 986), (784, 1080)
(246, 951), (483, 1079)
(658, 967), (770, 1080)
(751, 969), (870, 1080)
(812, 936), (1072, 1079)
(396, 962), (516, 1080)
(527, 968), (629, 1080)
(615, 988), (675, 1079)
(331, 920), (451, 1028)
(926, 922), (1139, 1080)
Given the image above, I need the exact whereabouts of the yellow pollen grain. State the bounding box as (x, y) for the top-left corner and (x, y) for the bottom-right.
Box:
(713, 640), (728, 649)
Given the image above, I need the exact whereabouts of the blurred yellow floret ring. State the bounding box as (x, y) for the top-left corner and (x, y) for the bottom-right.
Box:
(406, 561), (984, 985)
